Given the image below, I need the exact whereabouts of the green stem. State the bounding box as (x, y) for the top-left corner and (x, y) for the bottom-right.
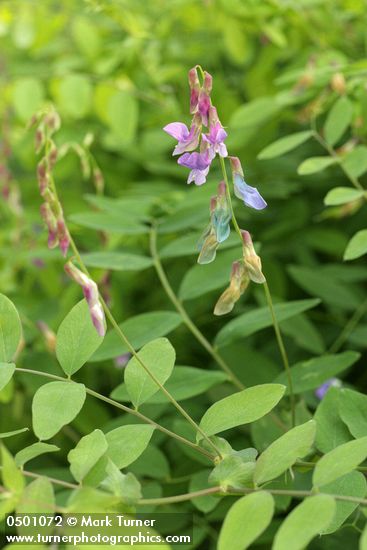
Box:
(14, 368), (214, 461)
(149, 225), (244, 390)
(46, 171), (221, 459)
(263, 281), (295, 427)
(218, 156), (295, 426)
(138, 485), (367, 507)
(0, 465), (78, 490)
(328, 298), (367, 354)
(311, 126), (365, 192)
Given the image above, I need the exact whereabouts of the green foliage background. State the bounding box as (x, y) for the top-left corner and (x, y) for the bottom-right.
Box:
(1, 0), (367, 548)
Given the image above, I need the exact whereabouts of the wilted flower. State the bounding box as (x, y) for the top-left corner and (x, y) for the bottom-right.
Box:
(230, 157), (267, 211)
(214, 261), (249, 316)
(315, 378), (342, 400)
(64, 261), (106, 337)
(241, 230), (265, 284)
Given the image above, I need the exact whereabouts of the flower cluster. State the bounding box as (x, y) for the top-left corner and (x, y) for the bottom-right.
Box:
(164, 67), (228, 186)
(214, 230), (265, 315)
(33, 109), (70, 257)
(164, 66), (268, 315)
(64, 262), (106, 337)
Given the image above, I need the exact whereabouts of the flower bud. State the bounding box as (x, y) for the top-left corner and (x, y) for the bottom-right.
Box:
(48, 144), (58, 169)
(188, 67), (200, 114)
(35, 127), (45, 154)
(40, 203), (58, 249)
(37, 321), (57, 353)
(64, 261), (106, 337)
(37, 160), (49, 195)
(56, 217), (70, 257)
(214, 261), (249, 316)
(331, 72), (346, 95)
(44, 110), (61, 134)
(198, 226), (218, 265)
(229, 156), (244, 177)
(241, 230), (265, 284)
(93, 167), (105, 193)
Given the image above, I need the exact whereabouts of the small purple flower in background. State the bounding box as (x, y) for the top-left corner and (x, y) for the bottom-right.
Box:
(230, 157), (267, 211)
(114, 353), (132, 369)
(64, 261), (106, 337)
(178, 151), (211, 185)
(163, 121), (200, 156)
(315, 378), (342, 400)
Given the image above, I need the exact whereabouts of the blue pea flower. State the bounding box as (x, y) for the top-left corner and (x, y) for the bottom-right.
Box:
(230, 157), (267, 211)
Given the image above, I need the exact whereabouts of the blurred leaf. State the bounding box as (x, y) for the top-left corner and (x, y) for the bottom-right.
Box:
(15, 442), (59, 467)
(32, 381), (86, 440)
(0, 428), (29, 439)
(258, 131), (313, 160)
(341, 146), (367, 178)
(215, 299), (320, 348)
(288, 265), (360, 310)
(189, 470), (219, 513)
(124, 337), (175, 408)
(106, 91), (138, 145)
(338, 388), (367, 438)
(129, 445), (170, 480)
(16, 478), (54, 525)
(69, 211), (148, 235)
(1, 445), (24, 494)
(324, 96), (353, 146)
(160, 232), (238, 258)
(112, 366), (227, 404)
(321, 471), (366, 534)
(105, 425), (155, 469)
(56, 74), (92, 119)
(324, 186), (364, 206)
(274, 351), (360, 394)
(91, 311), (181, 362)
(0, 294), (22, 362)
(254, 421), (316, 485)
(231, 97), (282, 128)
(0, 363), (15, 392)
(273, 495), (336, 550)
(218, 492), (274, 550)
(297, 156), (336, 175)
(198, 384), (285, 439)
(313, 437), (367, 487)
(315, 387), (352, 454)
(344, 229), (367, 260)
(72, 16), (101, 58)
(82, 252), (153, 271)
(12, 77), (44, 121)
(56, 300), (104, 376)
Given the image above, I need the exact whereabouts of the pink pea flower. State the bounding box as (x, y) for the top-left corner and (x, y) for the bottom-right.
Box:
(163, 122), (200, 155)
(202, 122), (228, 159)
(178, 151), (211, 186)
(64, 262), (106, 337)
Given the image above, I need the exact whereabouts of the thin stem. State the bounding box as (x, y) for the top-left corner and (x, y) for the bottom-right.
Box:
(311, 126), (365, 192)
(264, 281), (295, 427)
(138, 485), (367, 507)
(218, 156), (295, 426)
(47, 173), (221, 459)
(149, 224), (244, 390)
(0, 465), (78, 490)
(328, 297), (367, 354)
(14, 367), (214, 461)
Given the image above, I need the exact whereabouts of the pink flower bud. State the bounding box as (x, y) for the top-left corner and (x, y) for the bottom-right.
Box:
(188, 67), (200, 114)
(203, 71), (213, 94)
(64, 262), (106, 337)
(210, 196), (217, 213)
(35, 127), (45, 154)
(48, 145), (58, 169)
(37, 160), (49, 195)
(44, 111), (61, 133)
(241, 230), (265, 284)
(229, 156), (244, 177)
(56, 217), (70, 257)
(37, 321), (56, 353)
(40, 203), (58, 249)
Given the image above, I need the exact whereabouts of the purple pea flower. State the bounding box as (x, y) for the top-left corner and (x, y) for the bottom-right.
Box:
(315, 378), (342, 400)
(178, 151), (211, 186)
(202, 122), (228, 159)
(163, 122), (200, 156)
(229, 157), (267, 211)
